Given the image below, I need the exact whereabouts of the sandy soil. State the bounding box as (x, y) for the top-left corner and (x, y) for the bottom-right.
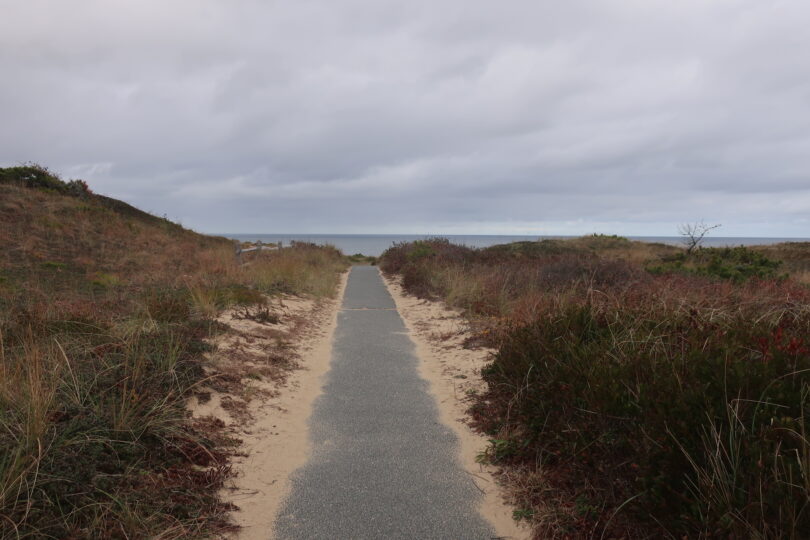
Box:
(382, 271), (531, 540)
(188, 272), (348, 539)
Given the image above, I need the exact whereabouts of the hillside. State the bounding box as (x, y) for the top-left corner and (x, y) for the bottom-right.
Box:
(0, 165), (230, 292)
(0, 165), (347, 538)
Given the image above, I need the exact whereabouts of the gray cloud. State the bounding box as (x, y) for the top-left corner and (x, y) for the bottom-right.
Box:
(2, 0), (810, 236)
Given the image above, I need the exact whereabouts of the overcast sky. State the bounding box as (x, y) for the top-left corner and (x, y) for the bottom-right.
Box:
(2, 1), (809, 236)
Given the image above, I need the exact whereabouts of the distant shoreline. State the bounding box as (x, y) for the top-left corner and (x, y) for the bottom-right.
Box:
(215, 233), (810, 257)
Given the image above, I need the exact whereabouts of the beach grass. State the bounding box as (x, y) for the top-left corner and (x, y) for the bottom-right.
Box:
(0, 165), (348, 538)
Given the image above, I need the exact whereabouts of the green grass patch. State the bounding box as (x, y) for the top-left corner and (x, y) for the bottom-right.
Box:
(648, 246), (783, 282)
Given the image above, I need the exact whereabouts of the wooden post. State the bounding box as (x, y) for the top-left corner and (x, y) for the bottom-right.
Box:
(256, 240), (263, 252)
(234, 240), (242, 265)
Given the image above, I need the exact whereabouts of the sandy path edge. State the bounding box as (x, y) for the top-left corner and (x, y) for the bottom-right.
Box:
(207, 271), (349, 540)
(237, 270), (348, 539)
(382, 270), (530, 540)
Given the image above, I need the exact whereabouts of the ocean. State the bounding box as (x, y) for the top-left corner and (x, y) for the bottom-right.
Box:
(219, 234), (810, 257)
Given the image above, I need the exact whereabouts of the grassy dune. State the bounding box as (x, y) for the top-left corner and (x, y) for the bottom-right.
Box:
(0, 166), (347, 538)
(380, 237), (810, 539)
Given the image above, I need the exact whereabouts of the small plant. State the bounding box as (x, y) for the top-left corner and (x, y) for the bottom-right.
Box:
(91, 272), (120, 289)
(238, 305), (281, 324)
(65, 178), (92, 197)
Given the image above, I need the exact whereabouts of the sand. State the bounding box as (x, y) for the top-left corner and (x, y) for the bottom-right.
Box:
(188, 272), (348, 539)
(189, 267), (527, 539)
(382, 272), (531, 540)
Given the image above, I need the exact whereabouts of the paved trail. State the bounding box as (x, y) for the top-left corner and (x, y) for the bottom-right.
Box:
(275, 266), (495, 539)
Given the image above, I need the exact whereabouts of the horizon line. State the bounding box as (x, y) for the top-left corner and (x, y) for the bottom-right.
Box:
(210, 232), (810, 240)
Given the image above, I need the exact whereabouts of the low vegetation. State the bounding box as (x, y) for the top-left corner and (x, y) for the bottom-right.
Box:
(648, 246), (784, 283)
(380, 236), (810, 538)
(0, 165), (347, 538)
(346, 253), (378, 265)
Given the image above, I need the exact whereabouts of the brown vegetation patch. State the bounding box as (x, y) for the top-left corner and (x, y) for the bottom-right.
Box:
(381, 237), (810, 539)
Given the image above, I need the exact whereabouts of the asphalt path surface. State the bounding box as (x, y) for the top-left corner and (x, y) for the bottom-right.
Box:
(274, 265), (495, 539)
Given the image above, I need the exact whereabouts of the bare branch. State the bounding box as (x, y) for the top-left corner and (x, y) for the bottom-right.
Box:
(679, 220), (721, 254)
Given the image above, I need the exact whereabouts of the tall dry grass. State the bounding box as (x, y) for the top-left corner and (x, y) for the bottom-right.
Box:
(0, 334), (59, 529)
(0, 169), (349, 537)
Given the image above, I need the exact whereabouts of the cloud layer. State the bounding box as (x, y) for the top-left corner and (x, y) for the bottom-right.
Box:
(2, 0), (809, 236)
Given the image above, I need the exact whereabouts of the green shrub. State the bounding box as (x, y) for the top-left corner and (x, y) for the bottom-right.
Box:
(648, 246), (782, 283)
(0, 164), (91, 198)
